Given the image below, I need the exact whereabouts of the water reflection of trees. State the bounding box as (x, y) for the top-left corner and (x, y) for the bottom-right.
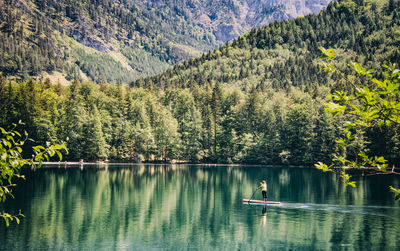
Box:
(0, 165), (399, 250)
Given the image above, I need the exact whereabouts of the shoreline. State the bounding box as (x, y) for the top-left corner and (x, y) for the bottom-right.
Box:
(30, 162), (400, 172)
(32, 161), (315, 168)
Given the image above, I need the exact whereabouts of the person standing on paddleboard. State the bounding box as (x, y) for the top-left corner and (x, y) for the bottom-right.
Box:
(258, 180), (267, 202)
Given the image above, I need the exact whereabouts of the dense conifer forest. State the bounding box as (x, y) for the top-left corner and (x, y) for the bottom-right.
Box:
(0, 0), (219, 82)
(137, 0), (400, 91)
(0, 0), (330, 83)
(0, 0), (399, 166)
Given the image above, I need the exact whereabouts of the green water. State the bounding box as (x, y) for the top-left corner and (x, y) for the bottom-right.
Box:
(1, 164), (400, 250)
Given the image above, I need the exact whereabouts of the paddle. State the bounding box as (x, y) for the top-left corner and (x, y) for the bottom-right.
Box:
(248, 187), (260, 204)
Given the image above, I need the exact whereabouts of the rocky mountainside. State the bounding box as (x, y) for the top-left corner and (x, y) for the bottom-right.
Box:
(0, 0), (331, 83)
(175, 0), (331, 41)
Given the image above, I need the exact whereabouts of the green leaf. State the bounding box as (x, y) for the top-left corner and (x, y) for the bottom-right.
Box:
(56, 151), (63, 161)
(314, 162), (332, 172)
(346, 182), (356, 187)
(333, 156), (348, 165)
(318, 47), (335, 59)
(326, 102), (346, 116)
(389, 186), (400, 201)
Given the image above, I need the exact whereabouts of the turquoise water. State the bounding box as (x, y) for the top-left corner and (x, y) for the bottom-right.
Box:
(1, 164), (400, 250)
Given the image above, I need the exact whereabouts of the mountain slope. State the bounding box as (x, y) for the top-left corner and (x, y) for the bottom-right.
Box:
(136, 0), (400, 91)
(149, 0), (332, 41)
(0, 0), (331, 83)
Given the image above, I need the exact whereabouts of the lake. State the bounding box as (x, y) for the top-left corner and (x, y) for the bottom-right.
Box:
(1, 164), (400, 250)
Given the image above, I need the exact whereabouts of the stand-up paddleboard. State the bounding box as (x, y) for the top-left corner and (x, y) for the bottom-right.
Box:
(243, 199), (281, 205)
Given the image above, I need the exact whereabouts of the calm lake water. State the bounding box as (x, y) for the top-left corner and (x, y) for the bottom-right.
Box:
(1, 164), (400, 250)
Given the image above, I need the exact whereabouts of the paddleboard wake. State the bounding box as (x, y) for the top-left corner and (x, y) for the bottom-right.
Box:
(243, 199), (281, 205)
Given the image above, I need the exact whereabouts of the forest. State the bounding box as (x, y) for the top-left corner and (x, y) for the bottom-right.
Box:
(0, 0), (399, 166)
(0, 0), (331, 84)
(0, 0), (219, 82)
(0, 75), (332, 164)
(136, 0), (400, 91)
(0, 70), (399, 166)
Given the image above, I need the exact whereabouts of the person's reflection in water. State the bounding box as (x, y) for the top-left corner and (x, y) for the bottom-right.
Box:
(79, 159), (84, 170)
(260, 206), (267, 226)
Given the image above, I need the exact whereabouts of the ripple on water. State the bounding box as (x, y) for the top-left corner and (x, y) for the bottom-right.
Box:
(273, 202), (400, 218)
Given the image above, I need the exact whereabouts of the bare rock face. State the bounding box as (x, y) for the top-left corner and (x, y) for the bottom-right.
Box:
(177, 0), (332, 42)
(142, 0), (332, 42)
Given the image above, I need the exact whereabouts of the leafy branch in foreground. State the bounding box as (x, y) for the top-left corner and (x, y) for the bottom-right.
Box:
(0, 122), (68, 226)
(315, 47), (400, 200)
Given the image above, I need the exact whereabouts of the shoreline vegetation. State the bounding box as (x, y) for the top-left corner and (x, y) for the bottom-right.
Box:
(32, 161), (400, 173)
